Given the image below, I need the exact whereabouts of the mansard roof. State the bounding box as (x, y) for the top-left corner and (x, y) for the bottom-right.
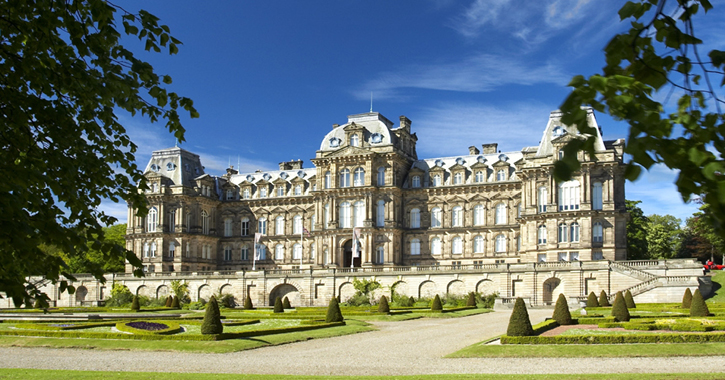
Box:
(535, 108), (606, 157)
(318, 112), (397, 152)
(229, 168), (317, 187)
(143, 146), (205, 188)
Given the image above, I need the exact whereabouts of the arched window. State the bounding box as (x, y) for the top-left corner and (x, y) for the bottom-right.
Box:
(473, 205), (485, 226)
(339, 169), (351, 187)
(224, 218), (233, 237)
(147, 207), (157, 232)
(275, 244), (285, 260)
(495, 234), (506, 253)
(431, 207), (442, 228)
(259, 187), (267, 198)
(201, 210), (209, 235)
(376, 200), (385, 227)
(410, 239), (421, 255)
(354, 167), (365, 186)
(350, 133), (359, 147)
(324, 203), (330, 229)
(453, 172), (463, 185)
(538, 186), (548, 213)
(558, 223), (568, 243)
(497, 169), (506, 181)
(378, 167), (386, 186)
(353, 201), (365, 227)
(310, 243), (316, 259)
(570, 222), (580, 242)
(339, 201), (351, 228)
(277, 186), (284, 197)
(592, 182), (603, 210)
(432, 174), (442, 187)
(323, 248), (329, 265)
(452, 206), (463, 227)
(558, 180), (581, 211)
(495, 203), (507, 225)
(324, 171), (331, 189)
(375, 246), (384, 263)
(293, 243), (302, 260)
(243, 188), (250, 199)
(475, 170), (484, 183)
(412, 175), (421, 188)
(241, 217), (250, 236)
(452, 236), (463, 254)
(275, 216), (285, 235)
(431, 237), (442, 255)
(474, 235), (484, 253)
(538, 225), (547, 244)
(241, 245), (249, 260)
(258, 217), (267, 235)
(593, 221), (603, 243)
(410, 208), (420, 228)
(293, 215), (302, 235)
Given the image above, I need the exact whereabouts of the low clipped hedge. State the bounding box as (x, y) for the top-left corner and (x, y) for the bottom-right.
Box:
(501, 332), (725, 344)
(13, 322), (117, 331)
(598, 320), (725, 332)
(573, 317), (615, 324)
(115, 321), (182, 335)
(532, 319), (560, 335)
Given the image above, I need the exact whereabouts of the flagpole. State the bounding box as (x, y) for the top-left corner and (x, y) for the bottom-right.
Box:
(300, 224), (303, 269)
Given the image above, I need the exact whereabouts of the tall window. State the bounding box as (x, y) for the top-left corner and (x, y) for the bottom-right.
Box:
(168, 242), (175, 258)
(353, 201), (365, 227)
(324, 203), (330, 229)
(452, 237), (463, 254)
(410, 239), (421, 255)
(495, 203), (507, 225)
(339, 169), (351, 187)
(453, 172), (463, 185)
(241, 245), (249, 260)
(226, 189), (234, 200)
(592, 182), (603, 210)
(293, 243), (302, 260)
(375, 246), (384, 263)
(412, 175), (421, 188)
(275, 216), (285, 235)
(593, 221), (603, 243)
(495, 234), (506, 253)
(311, 215), (316, 231)
(201, 210), (209, 235)
(241, 218), (250, 236)
(293, 215), (302, 234)
(323, 248), (329, 265)
(168, 209), (175, 233)
(339, 201), (351, 228)
(150, 242), (156, 257)
(558, 180), (581, 211)
(451, 206), (463, 227)
(473, 205), (484, 226)
(243, 188), (250, 199)
(431, 237), (441, 255)
(558, 223), (568, 243)
(259, 187), (267, 198)
(475, 170), (484, 183)
(277, 186), (284, 197)
(410, 208), (420, 228)
(538, 186), (548, 213)
(353, 167), (365, 186)
(570, 222), (580, 242)
(378, 167), (386, 186)
(432, 174), (442, 187)
(350, 133), (359, 147)
(376, 200), (385, 227)
(538, 225), (547, 244)
(497, 169), (506, 181)
(224, 218), (233, 237)
(258, 244), (267, 260)
(324, 171), (331, 189)
(474, 235), (484, 253)
(258, 217), (267, 235)
(224, 246), (232, 261)
(431, 207), (442, 228)
(143, 242), (150, 258)
(517, 204), (522, 218)
(294, 184), (302, 195)
(517, 235), (521, 251)
(147, 207), (157, 232)
(275, 244), (284, 260)
(310, 243), (316, 259)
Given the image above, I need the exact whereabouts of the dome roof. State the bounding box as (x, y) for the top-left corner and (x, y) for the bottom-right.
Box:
(319, 112), (396, 152)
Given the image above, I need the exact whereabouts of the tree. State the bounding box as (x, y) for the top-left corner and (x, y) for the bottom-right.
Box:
(506, 298), (534, 336)
(679, 203), (725, 263)
(626, 200), (650, 260)
(325, 297), (344, 323)
(201, 296), (223, 334)
(54, 224), (128, 274)
(0, 0), (198, 305)
(378, 295), (390, 313)
(645, 214), (683, 259)
(611, 292), (631, 322)
(558, 0), (725, 233)
(552, 294), (573, 325)
(170, 280), (190, 304)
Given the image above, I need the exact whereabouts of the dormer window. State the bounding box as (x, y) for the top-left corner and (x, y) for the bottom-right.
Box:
(294, 184), (302, 195)
(277, 186), (284, 197)
(246, 175), (254, 182)
(194, 167), (200, 174)
(498, 154), (508, 162)
(166, 162), (175, 171)
(263, 173), (271, 181)
(297, 170), (305, 178)
(329, 137), (341, 148)
(226, 189), (234, 200)
(412, 175), (421, 188)
(371, 133), (383, 144)
(280, 172), (288, 180)
(184, 163), (190, 171)
(453, 172), (462, 185)
(243, 188), (250, 199)
(432, 174), (442, 187)
(435, 159), (443, 167)
(259, 187), (267, 198)
(477, 155), (486, 164)
(497, 169), (506, 181)
(150, 164), (159, 172)
(350, 134), (359, 147)
(455, 157), (464, 165)
(552, 126), (566, 138)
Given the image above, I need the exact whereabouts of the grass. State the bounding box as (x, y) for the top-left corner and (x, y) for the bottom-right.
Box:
(708, 271), (725, 304)
(0, 370), (723, 380)
(447, 342), (725, 358)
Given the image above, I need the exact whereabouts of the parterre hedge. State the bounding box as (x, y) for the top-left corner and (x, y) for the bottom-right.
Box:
(13, 322), (117, 331)
(501, 332), (725, 344)
(115, 321), (182, 335)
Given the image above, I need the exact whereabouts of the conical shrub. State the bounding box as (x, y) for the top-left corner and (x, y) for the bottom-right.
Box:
(164, 295), (172, 308)
(273, 297), (284, 313)
(586, 292), (599, 308)
(611, 292), (630, 322)
(378, 295), (390, 313)
(201, 296), (223, 334)
(244, 294), (253, 310)
(283, 296), (291, 309)
(131, 295), (140, 311)
(690, 289), (710, 317)
(552, 293), (573, 325)
(682, 288), (693, 309)
(599, 290), (610, 307)
(431, 294), (442, 311)
(325, 297), (344, 322)
(467, 292), (476, 307)
(171, 295), (180, 309)
(409, 296), (415, 305)
(624, 290), (636, 309)
(506, 297), (534, 336)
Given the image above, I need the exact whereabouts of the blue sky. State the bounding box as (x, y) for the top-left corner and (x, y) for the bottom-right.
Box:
(102, 0), (724, 225)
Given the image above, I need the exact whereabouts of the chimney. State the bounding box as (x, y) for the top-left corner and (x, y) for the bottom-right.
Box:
(332, 123), (339, 130)
(226, 167), (238, 176)
(468, 146), (480, 155)
(482, 143), (498, 154)
(279, 160), (303, 170)
(399, 116), (411, 131)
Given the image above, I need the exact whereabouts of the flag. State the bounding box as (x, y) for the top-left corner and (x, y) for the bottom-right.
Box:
(254, 232), (263, 260)
(352, 228), (362, 258)
(302, 227), (311, 237)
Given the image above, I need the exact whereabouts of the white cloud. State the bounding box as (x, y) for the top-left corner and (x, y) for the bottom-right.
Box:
(97, 200), (129, 225)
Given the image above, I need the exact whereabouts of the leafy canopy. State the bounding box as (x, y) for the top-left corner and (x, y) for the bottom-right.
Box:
(0, 1), (197, 303)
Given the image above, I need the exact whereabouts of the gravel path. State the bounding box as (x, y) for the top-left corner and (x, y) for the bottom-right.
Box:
(1, 309), (724, 376)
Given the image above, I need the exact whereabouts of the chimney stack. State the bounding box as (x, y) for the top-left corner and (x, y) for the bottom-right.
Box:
(468, 146), (480, 155)
(482, 143), (498, 154)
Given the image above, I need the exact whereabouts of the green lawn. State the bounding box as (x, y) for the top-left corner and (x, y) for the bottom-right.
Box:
(708, 271), (725, 304)
(0, 369), (723, 380)
(448, 341), (725, 358)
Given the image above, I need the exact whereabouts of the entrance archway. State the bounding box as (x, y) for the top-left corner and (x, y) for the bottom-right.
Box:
(543, 278), (561, 305)
(342, 239), (361, 268)
(269, 284), (300, 306)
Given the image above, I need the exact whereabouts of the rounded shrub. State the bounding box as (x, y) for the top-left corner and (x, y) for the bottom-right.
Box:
(283, 296), (291, 309)
(244, 294), (254, 310)
(326, 297), (344, 323)
(273, 297), (284, 313)
(586, 292), (599, 308)
(599, 290), (610, 307)
(624, 290), (636, 309)
(171, 295), (180, 309)
(690, 289), (710, 317)
(682, 288), (693, 309)
(552, 293), (573, 325)
(611, 291), (630, 322)
(467, 292), (476, 307)
(506, 297), (534, 336)
(378, 295), (390, 313)
(201, 295), (223, 334)
(131, 295), (140, 311)
(431, 294), (443, 311)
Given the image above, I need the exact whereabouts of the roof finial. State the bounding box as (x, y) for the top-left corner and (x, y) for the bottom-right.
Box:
(175, 138), (179, 148)
(370, 92), (373, 113)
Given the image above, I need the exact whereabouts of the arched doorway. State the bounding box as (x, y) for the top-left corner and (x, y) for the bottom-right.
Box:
(75, 286), (88, 302)
(342, 239), (361, 268)
(269, 284), (300, 306)
(543, 278), (561, 305)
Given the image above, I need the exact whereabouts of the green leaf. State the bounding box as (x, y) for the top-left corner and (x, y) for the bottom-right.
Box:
(624, 163), (642, 181)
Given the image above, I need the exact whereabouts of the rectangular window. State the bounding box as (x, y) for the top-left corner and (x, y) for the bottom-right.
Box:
(592, 251), (604, 260)
(537, 254), (547, 263)
(558, 252), (568, 262)
(569, 251), (579, 261)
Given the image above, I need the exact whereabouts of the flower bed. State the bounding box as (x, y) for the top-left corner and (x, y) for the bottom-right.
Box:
(115, 321), (182, 335)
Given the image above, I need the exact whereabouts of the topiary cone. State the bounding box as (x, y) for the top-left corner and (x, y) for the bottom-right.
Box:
(244, 294), (253, 310)
(164, 295), (172, 308)
(552, 293), (573, 325)
(467, 292), (476, 307)
(690, 289), (710, 317)
(506, 297), (534, 336)
(586, 292), (599, 308)
(611, 291), (630, 322)
(431, 294), (442, 311)
(283, 296), (291, 309)
(624, 290), (636, 309)
(201, 295), (223, 334)
(682, 288), (693, 309)
(131, 295), (140, 312)
(409, 296), (415, 305)
(171, 295), (180, 309)
(326, 297), (344, 323)
(599, 290), (610, 307)
(273, 297), (284, 313)
(378, 295), (390, 313)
